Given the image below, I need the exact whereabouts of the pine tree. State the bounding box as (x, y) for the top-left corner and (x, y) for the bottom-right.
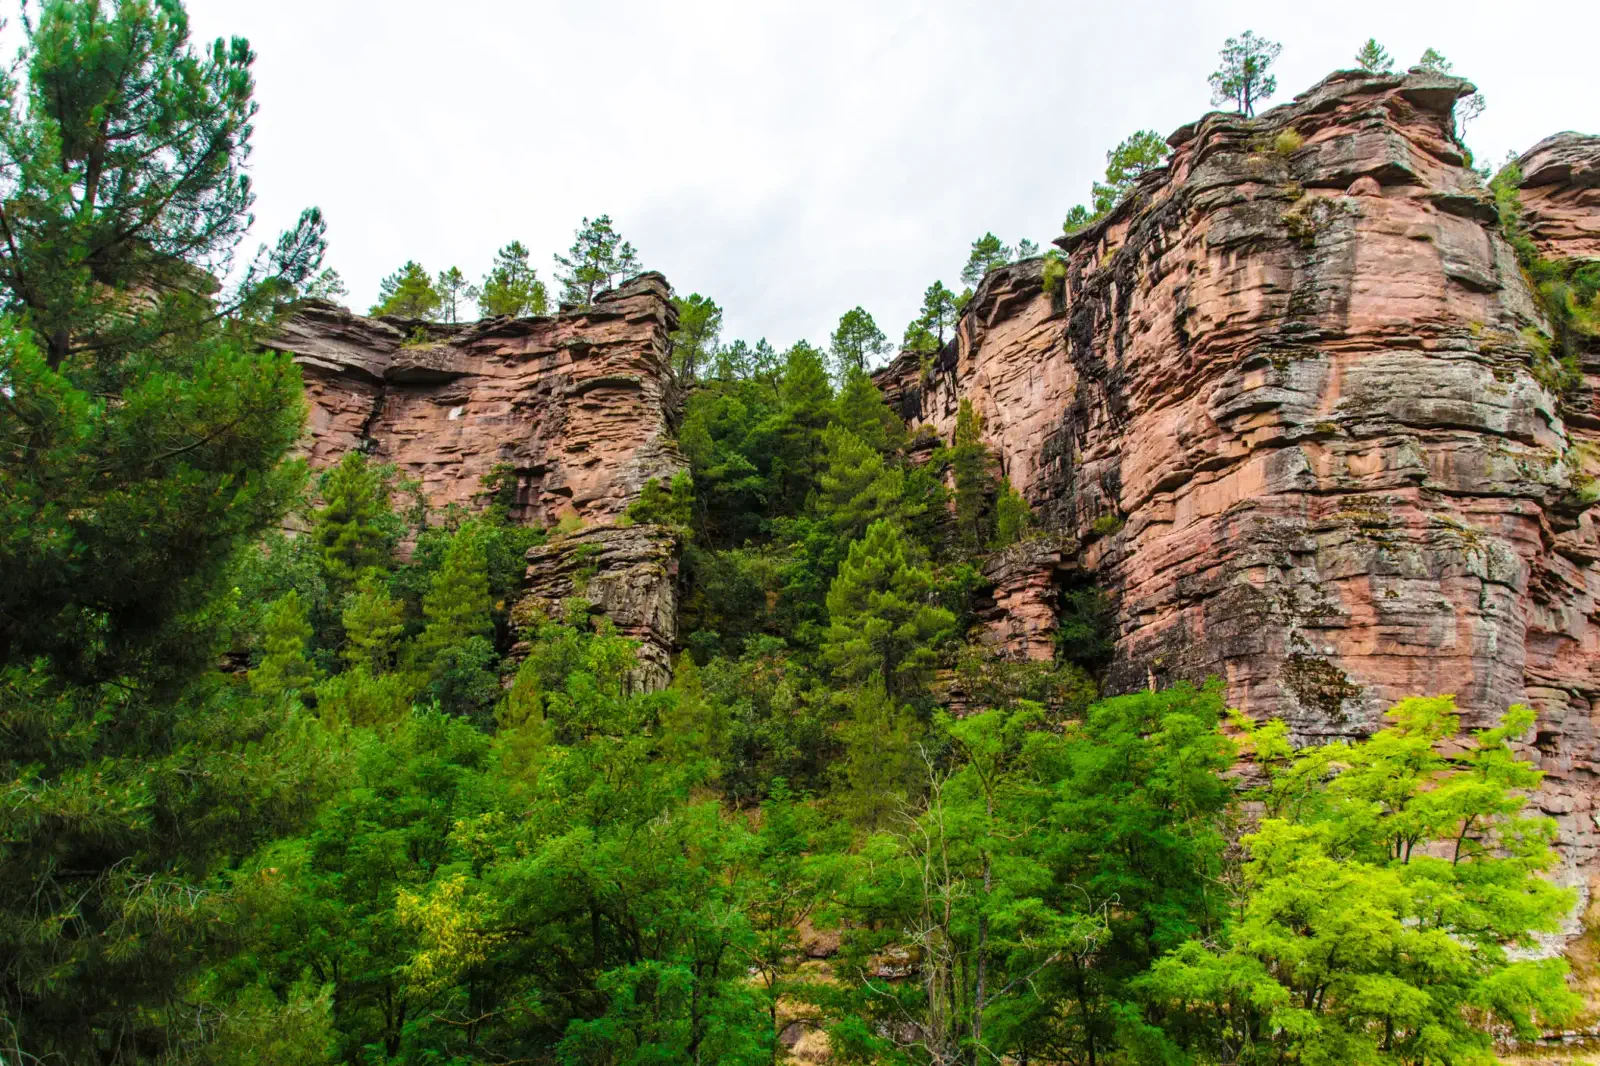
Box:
(918, 280), (960, 346)
(435, 265), (472, 323)
(835, 369), (906, 454)
(1208, 31), (1281, 116)
(821, 519), (954, 699)
(961, 233), (1014, 288)
(0, 2), (327, 1050)
(0, 0), (326, 370)
(313, 453), (397, 589)
(341, 574), (407, 672)
(553, 215), (640, 308)
(1063, 203), (1098, 234)
(1091, 130), (1171, 214)
(838, 680), (923, 826)
(815, 426), (915, 541)
(829, 306), (889, 377)
(252, 591), (321, 696)
(952, 398), (994, 551)
(371, 260), (441, 318)
(412, 523), (493, 673)
(671, 293), (723, 380)
(305, 267), (349, 302)
(476, 241), (548, 318)
(992, 478), (1033, 547)
(1416, 47), (1453, 73)
(1353, 37), (1394, 73)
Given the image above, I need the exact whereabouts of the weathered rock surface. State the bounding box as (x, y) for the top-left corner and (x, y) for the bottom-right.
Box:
(269, 273), (683, 526)
(274, 275), (685, 685)
(877, 70), (1600, 903)
(510, 523), (680, 691)
(1519, 133), (1600, 262)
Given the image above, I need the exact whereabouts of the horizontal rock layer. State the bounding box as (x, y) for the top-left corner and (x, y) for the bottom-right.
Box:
(877, 70), (1599, 904)
(269, 273), (684, 526)
(274, 276), (686, 688)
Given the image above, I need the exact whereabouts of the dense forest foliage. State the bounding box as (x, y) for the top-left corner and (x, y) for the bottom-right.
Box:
(0, 2), (1582, 1063)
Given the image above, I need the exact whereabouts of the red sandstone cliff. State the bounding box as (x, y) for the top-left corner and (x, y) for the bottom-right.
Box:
(877, 70), (1600, 898)
(269, 273), (685, 684)
(269, 273), (683, 525)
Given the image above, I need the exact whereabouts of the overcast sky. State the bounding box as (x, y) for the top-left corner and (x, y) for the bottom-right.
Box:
(184, 0), (1598, 355)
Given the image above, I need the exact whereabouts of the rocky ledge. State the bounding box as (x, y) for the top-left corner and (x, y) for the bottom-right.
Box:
(269, 272), (684, 526)
(273, 275), (687, 689)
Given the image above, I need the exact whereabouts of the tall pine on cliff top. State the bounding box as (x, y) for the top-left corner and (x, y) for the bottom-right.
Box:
(1354, 37), (1394, 73)
(961, 232), (1014, 288)
(0, 0), (330, 1056)
(476, 240), (548, 318)
(553, 215), (640, 308)
(371, 259), (442, 318)
(1208, 31), (1281, 116)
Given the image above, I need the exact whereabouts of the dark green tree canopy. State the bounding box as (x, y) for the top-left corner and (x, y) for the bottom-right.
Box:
(0, 0), (325, 369)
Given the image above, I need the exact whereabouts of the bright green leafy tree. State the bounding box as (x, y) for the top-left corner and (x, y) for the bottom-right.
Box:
(1133, 697), (1581, 1065)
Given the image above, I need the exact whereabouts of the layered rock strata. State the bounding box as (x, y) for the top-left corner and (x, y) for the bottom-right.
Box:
(272, 274), (685, 680)
(269, 273), (683, 525)
(510, 523), (681, 690)
(877, 71), (1600, 898)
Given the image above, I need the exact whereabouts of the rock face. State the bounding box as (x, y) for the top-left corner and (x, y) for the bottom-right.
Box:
(269, 273), (683, 526)
(877, 71), (1600, 900)
(510, 523), (681, 690)
(272, 274), (685, 683)
(1518, 133), (1600, 262)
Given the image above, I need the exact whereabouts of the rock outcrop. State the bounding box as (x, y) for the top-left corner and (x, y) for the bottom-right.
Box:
(877, 70), (1600, 901)
(1518, 133), (1600, 262)
(510, 523), (681, 690)
(271, 274), (685, 679)
(270, 273), (683, 526)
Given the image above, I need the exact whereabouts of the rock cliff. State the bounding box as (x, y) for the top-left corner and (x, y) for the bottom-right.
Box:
(877, 70), (1600, 900)
(269, 273), (685, 681)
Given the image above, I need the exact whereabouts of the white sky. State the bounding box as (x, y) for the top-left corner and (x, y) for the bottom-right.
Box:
(184, 0), (1599, 355)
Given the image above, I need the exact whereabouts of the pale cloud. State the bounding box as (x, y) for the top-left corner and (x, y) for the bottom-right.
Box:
(185, 0), (1598, 355)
